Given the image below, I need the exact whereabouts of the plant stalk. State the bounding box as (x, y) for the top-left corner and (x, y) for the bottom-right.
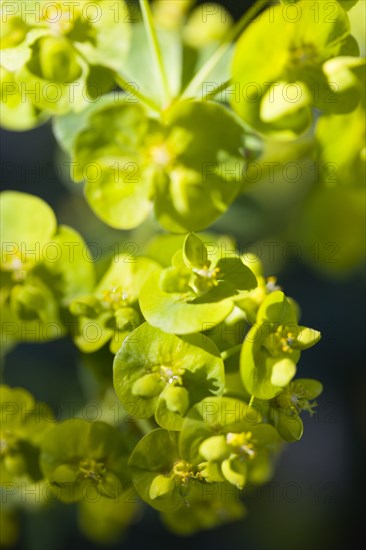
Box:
(136, 418), (155, 435)
(220, 344), (242, 361)
(180, 0), (270, 100)
(139, 0), (171, 106)
(114, 73), (161, 112)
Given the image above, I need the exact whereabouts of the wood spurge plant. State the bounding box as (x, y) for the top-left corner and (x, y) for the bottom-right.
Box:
(0, 0), (364, 544)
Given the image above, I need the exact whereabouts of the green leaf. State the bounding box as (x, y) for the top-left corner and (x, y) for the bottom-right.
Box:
(149, 475), (175, 500)
(294, 176), (365, 274)
(0, 66), (49, 131)
(240, 324), (300, 400)
(296, 378), (323, 400)
(181, 41), (234, 100)
(291, 326), (322, 350)
(155, 101), (245, 232)
(119, 22), (182, 106)
(216, 257), (257, 292)
(72, 312), (113, 354)
(260, 82), (312, 123)
(75, 1), (131, 74)
(139, 270), (234, 334)
(113, 322), (225, 426)
(71, 101), (155, 228)
(337, 0), (359, 10)
(40, 419), (129, 503)
(0, 385), (54, 483)
(84, 159), (152, 230)
(221, 456), (247, 489)
(70, 255), (159, 353)
(38, 36), (82, 83)
(270, 409), (304, 442)
(132, 374), (163, 399)
(43, 225), (96, 305)
(270, 357), (297, 387)
(78, 494), (137, 544)
(159, 267), (191, 294)
(0, 26), (47, 72)
(257, 291), (297, 325)
(163, 385), (190, 416)
(0, 191), (56, 260)
(179, 396), (261, 464)
(231, 0), (353, 137)
(183, 233), (208, 269)
(198, 435), (229, 462)
(17, 46), (90, 115)
(142, 233), (187, 267)
(161, 481), (246, 535)
(128, 429), (184, 512)
(53, 93), (125, 154)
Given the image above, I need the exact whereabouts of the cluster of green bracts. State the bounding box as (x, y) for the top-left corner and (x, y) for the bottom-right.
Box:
(1, 201), (322, 534)
(1, 0), (364, 541)
(2, 1), (363, 232)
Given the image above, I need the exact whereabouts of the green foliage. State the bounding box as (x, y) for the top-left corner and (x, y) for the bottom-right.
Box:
(293, 97), (366, 274)
(140, 233), (257, 334)
(0, 385), (54, 483)
(70, 255), (160, 353)
(0, 1), (130, 123)
(113, 322), (224, 429)
(179, 396), (279, 489)
(0, 191), (95, 343)
(40, 419), (130, 502)
(0, 65), (49, 130)
(268, 378), (323, 441)
(78, 494), (138, 544)
(231, 0), (361, 138)
(59, 98), (248, 231)
(240, 291), (321, 399)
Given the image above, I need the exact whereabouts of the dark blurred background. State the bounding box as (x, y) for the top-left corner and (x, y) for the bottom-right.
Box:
(1, 1), (365, 549)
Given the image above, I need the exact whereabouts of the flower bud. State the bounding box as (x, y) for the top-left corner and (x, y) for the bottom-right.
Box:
(199, 435), (229, 461)
(4, 453), (27, 476)
(149, 475), (175, 500)
(221, 456), (247, 489)
(70, 296), (100, 318)
(164, 386), (189, 416)
(12, 284), (46, 321)
(291, 327), (321, 350)
(53, 464), (79, 484)
(38, 37), (81, 83)
(199, 435), (228, 462)
(270, 357), (296, 387)
(114, 307), (140, 330)
(184, 4), (233, 48)
(98, 472), (122, 499)
(132, 374), (162, 398)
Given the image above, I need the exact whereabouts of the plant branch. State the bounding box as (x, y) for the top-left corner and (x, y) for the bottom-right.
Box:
(139, 0), (171, 106)
(201, 79), (233, 102)
(114, 72), (161, 112)
(136, 418), (155, 436)
(180, 0), (270, 100)
(220, 344), (242, 362)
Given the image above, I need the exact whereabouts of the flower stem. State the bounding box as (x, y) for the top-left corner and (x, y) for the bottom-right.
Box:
(249, 395), (255, 408)
(136, 418), (154, 436)
(180, 0), (269, 100)
(220, 344), (242, 362)
(201, 79), (233, 102)
(114, 73), (161, 112)
(139, 0), (171, 106)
